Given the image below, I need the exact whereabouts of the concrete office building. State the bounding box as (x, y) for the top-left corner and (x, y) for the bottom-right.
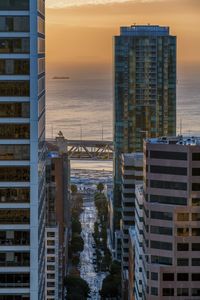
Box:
(113, 25), (177, 247)
(135, 136), (200, 299)
(0, 1), (45, 299)
(45, 144), (71, 300)
(121, 153), (143, 267)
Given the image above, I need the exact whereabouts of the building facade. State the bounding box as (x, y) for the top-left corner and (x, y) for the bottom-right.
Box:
(45, 145), (71, 300)
(135, 136), (200, 299)
(0, 1), (46, 299)
(113, 25), (176, 239)
(121, 153), (143, 267)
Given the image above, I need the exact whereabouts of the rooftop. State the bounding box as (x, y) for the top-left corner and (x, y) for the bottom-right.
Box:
(146, 136), (200, 146)
(120, 25), (170, 37)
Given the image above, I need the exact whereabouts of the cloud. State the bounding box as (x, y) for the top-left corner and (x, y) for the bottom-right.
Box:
(46, 0), (164, 8)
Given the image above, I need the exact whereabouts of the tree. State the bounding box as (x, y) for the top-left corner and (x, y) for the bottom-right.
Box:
(65, 275), (90, 299)
(71, 184), (78, 194)
(70, 236), (84, 253)
(71, 218), (82, 235)
(99, 261), (121, 299)
(96, 182), (104, 193)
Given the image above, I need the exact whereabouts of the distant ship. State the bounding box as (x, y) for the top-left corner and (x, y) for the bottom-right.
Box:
(52, 76), (70, 80)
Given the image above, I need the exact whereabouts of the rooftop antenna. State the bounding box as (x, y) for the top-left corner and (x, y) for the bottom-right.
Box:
(80, 125), (82, 141)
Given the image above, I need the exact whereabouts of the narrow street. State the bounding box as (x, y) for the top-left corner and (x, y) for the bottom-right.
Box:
(79, 192), (107, 299)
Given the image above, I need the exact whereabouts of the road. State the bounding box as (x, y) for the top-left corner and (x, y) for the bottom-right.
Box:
(79, 194), (107, 299)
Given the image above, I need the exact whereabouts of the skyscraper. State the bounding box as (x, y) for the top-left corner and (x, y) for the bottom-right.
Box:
(135, 136), (200, 299)
(113, 25), (176, 241)
(0, 1), (45, 299)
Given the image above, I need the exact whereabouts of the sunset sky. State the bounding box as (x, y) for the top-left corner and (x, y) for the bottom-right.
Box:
(46, 0), (200, 73)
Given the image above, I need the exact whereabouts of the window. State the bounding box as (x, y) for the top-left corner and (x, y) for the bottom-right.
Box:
(192, 168), (200, 176)
(0, 252), (30, 267)
(0, 124), (30, 139)
(0, 81), (29, 96)
(192, 288), (200, 296)
(0, 145), (30, 160)
(0, 16), (29, 32)
(150, 180), (187, 191)
(150, 150), (187, 160)
(163, 273), (174, 281)
(163, 288), (174, 296)
(193, 153), (200, 161)
(151, 240), (172, 251)
(192, 198), (200, 206)
(192, 274), (200, 281)
(177, 288), (189, 296)
(47, 232), (55, 238)
(0, 102), (29, 118)
(0, 38), (29, 53)
(192, 213), (200, 221)
(151, 287), (158, 296)
(38, 38), (45, 53)
(151, 256), (172, 265)
(0, 273), (30, 288)
(47, 274), (55, 279)
(150, 194), (187, 206)
(0, 0), (29, 10)
(177, 213), (189, 221)
(150, 226), (172, 236)
(0, 209), (29, 224)
(0, 59), (29, 75)
(177, 228), (189, 237)
(151, 211), (172, 221)
(192, 228), (200, 236)
(192, 243), (200, 251)
(150, 165), (187, 176)
(0, 188), (29, 203)
(0, 231), (30, 246)
(151, 272), (158, 281)
(177, 258), (189, 266)
(192, 183), (200, 191)
(177, 243), (189, 251)
(0, 167), (29, 182)
(177, 273), (189, 281)
(47, 249), (55, 254)
(192, 258), (200, 266)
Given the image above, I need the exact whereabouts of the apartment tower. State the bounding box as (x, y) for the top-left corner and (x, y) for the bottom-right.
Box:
(113, 25), (176, 241)
(135, 136), (200, 299)
(0, 1), (46, 299)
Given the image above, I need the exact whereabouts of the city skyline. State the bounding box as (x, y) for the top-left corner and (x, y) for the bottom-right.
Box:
(46, 0), (200, 72)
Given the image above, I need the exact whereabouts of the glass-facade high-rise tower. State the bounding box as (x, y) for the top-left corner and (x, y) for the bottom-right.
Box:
(113, 25), (176, 240)
(0, 1), (46, 299)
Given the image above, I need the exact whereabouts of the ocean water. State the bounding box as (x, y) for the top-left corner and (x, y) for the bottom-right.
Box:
(46, 65), (200, 170)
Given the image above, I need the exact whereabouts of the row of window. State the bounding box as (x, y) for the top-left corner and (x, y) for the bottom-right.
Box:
(0, 273), (29, 287)
(150, 240), (172, 251)
(0, 252), (29, 266)
(0, 230), (29, 246)
(177, 228), (200, 237)
(150, 194), (187, 205)
(0, 59), (29, 75)
(163, 272), (200, 281)
(0, 81), (29, 96)
(150, 179), (187, 190)
(0, 124), (29, 139)
(150, 210), (172, 220)
(0, 16), (29, 32)
(0, 102), (29, 118)
(0, 38), (29, 54)
(0, 0), (29, 10)
(0, 188), (29, 203)
(177, 212), (200, 221)
(0, 167), (29, 182)
(0, 209), (29, 224)
(177, 243), (200, 252)
(149, 165), (187, 176)
(150, 150), (187, 160)
(0, 145), (29, 160)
